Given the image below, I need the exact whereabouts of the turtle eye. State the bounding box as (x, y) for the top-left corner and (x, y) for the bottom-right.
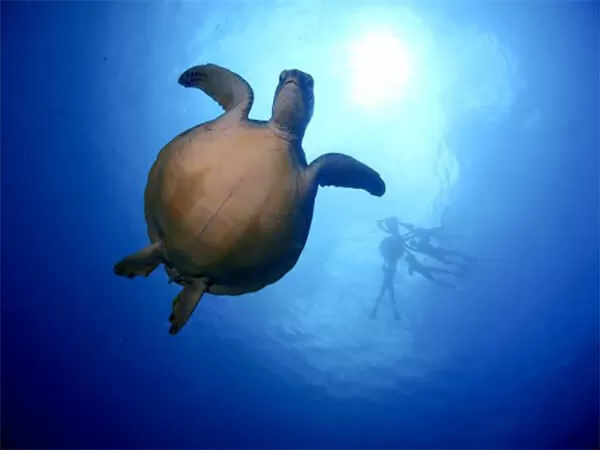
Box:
(279, 70), (288, 82)
(305, 75), (314, 88)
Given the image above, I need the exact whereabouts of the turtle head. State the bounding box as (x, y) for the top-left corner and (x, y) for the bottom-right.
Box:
(271, 69), (314, 140)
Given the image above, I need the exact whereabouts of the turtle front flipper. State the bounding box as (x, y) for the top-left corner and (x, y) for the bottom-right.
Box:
(307, 153), (386, 197)
(114, 242), (165, 278)
(168, 278), (209, 335)
(178, 63), (254, 119)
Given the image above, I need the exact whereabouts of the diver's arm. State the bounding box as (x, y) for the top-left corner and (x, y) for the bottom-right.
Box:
(398, 221), (414, 231)
(405, 239), (419, 251)
(376, 220), (389, 234)
(430, 227), (453, 241)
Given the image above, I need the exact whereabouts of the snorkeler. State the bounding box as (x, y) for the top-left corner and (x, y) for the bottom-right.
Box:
(399, 221), (460, 243)
(404, 250), (463, 289)
(400, 222), (474, 270)
(376, 216), (403, 237)
(371, 217), (405, 320)
(407, 237), (474, 270)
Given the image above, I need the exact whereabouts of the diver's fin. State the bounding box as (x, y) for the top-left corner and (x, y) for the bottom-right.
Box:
(308, 153), (386, 196)
(178, 63), (254, 119)
(114, 242), (164, 279)
(168, 278), (208, 335)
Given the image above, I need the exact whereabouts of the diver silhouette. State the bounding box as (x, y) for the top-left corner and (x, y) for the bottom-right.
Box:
(408, 237), (474, 270)
(376, 216), (402, 237)
(371, 217), (405, 320)
(400, 222), (474, 270)
(399, 221), (443, 239)
(404, 250), (463, 289)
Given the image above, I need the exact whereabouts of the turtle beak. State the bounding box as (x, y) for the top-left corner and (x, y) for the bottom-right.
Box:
(279, 69), (312, 89)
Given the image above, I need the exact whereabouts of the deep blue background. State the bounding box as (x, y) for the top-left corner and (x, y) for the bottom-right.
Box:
(2, 2), (598, 449)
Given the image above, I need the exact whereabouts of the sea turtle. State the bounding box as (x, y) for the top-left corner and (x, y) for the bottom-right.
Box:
(114, 63), (386, 335)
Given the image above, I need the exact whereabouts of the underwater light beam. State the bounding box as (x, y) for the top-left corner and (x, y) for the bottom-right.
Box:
(347, 30), (414, 108)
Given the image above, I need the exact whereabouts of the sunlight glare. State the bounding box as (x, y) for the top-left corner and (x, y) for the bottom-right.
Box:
(347, 30), (414, 108)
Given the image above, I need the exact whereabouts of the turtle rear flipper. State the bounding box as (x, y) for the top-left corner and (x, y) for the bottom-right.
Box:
(114, 242), (165, 278)
(308, 153), (386, 197)
(178, 63), (254, 119)
(168, 278), (208, 335)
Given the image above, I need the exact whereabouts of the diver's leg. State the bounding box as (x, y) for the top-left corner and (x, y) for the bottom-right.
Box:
(389, 282), (401, 321)
(429, 266), (464, 278)
(418, 268), (456, 289)
(370, 291), (383, 319)
(370, 270), (386, 319)
(428, 267), (461, 287)
(429, 276), (456, 289)
(421, 252), (451, 268)
(448, 258), (469, 273)
(426, 252), (466, 272)
(453, 253), (475, 271)
(447, 266), (466, 278)
(445, 249), (474, 261)
(385, 265), (401, 321)
(433, 248), (474, 269)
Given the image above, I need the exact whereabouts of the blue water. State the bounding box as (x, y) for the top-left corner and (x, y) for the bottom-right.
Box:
(2, 2), (598, 449)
